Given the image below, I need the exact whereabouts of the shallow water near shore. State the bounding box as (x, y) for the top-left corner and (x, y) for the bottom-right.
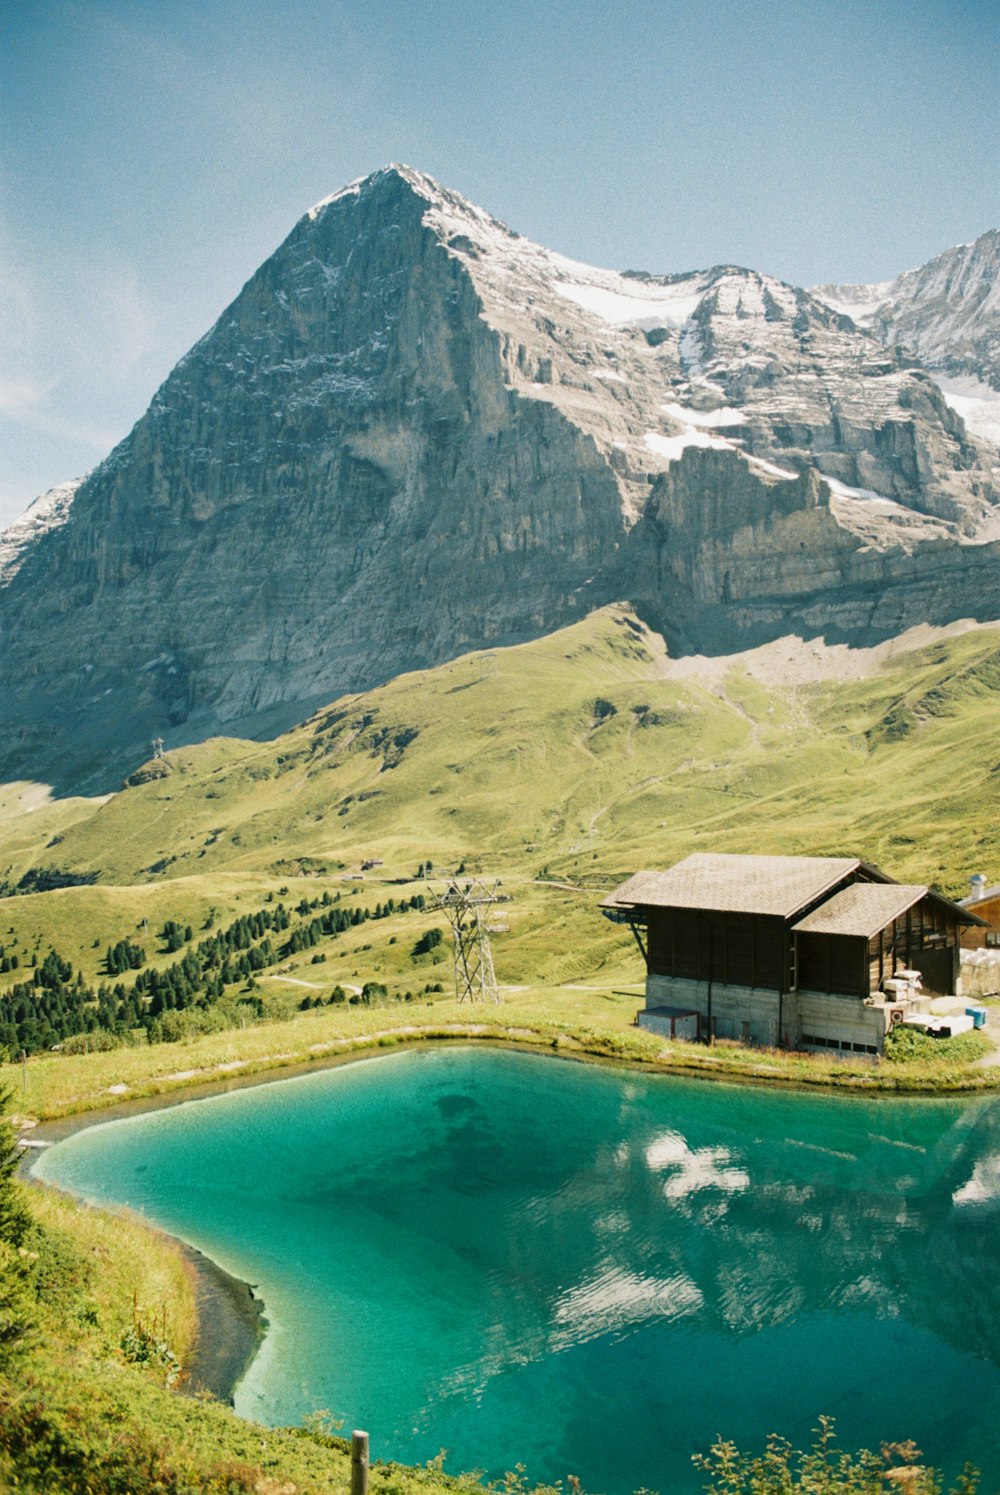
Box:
(33, 1047), (1000, 1492)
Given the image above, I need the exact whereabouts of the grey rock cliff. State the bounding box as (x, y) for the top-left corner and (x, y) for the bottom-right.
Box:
(814, 229), (1000, 450)
(2, 166), (999, 791)
(815, 228), (1000, 391)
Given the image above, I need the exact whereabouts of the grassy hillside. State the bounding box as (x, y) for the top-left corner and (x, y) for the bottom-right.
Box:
(4, 605), (1000, 897)
(0, 606), (997, 1012)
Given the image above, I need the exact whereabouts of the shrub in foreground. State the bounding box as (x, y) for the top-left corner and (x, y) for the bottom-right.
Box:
(693, 1418), (979, 1495)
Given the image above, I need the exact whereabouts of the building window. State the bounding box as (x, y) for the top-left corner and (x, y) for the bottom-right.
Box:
(802, 1033), (876, 1055)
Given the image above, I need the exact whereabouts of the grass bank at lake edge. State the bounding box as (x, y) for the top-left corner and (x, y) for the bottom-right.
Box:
(6, 1185), (515, 1495)
(8, 987), (1000, 1126)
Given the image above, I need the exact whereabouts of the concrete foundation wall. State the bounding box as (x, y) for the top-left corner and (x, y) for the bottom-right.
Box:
(646, 974), (781, 1047)
(645, 975), (889, 1054)
(795, 990), (888, 1054)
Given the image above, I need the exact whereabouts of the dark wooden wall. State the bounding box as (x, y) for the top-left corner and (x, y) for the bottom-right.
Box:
(797, 933), (867, 998)
(866, 898), (962, 994)
(647, 908), (787, 991)
(645, 893), (966, 999)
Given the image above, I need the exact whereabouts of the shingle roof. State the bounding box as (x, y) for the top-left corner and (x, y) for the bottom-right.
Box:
(603, 853), (864, 920)
(791, 883), (927, 939)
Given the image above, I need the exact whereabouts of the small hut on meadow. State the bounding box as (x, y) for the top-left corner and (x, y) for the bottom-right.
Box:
(602, 853), (983, 1055)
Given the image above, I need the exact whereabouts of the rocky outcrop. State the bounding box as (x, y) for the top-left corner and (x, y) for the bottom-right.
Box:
(814, 229), (1000, 448)
(815, 228), (1000, 389)
(630, 449), (1000, 654)
(1, 166), (999, 791)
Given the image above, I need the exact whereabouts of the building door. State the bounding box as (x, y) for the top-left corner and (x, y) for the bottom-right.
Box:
(912, 948), (954, 996)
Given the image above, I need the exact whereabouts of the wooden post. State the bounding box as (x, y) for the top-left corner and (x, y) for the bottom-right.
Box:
(351, 1430), (370, 1495)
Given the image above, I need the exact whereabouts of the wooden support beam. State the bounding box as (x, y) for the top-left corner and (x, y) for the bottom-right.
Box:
(628, 916), (648, 965)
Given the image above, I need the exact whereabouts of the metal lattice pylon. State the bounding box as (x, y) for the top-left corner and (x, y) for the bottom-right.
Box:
(431, 879), (512, 1003)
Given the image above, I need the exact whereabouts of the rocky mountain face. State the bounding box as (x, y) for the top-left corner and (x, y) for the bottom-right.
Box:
(814, 229), (1000, 447)
(2, 166), (999, 791)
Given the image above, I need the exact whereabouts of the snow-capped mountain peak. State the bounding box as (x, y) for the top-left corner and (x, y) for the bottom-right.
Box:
(0, 476), (84, 584)
(2, 167), (999, 790)
(813, 227), (1000, 430)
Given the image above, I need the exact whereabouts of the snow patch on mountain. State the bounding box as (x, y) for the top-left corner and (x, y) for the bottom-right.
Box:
(821, 475), (891, 503)
(810, 280), (894, 325)
(307, 176), (365, 220)
(661, 402), (745, 428)
(644, 429), (734, 464)
(553, 278), (706, 327)
(0, 477), (84, 586)
(744, 454), (798, 481)
(937, 377), (1000, 448)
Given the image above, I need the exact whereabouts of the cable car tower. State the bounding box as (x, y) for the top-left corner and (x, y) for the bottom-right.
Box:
(431, 879), (512, 1003)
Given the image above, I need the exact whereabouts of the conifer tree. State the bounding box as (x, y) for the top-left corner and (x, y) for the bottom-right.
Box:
(0, 1073), (29, 1249)
(0, 1061), (36, 1366)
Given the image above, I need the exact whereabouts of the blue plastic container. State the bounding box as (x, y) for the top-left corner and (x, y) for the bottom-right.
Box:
(966, 1006), (988, 1029)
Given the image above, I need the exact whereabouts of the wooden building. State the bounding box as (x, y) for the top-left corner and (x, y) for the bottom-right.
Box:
(959, 878), (1000, 950)
(602, 853), (982, 1055)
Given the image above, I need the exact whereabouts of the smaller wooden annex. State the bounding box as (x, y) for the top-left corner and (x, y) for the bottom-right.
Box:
(959, 876), (1000, 949)
(602, 853), (984, 1055)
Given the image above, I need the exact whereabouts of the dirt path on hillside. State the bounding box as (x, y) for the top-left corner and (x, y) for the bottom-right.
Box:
(270, 975), (362, 994)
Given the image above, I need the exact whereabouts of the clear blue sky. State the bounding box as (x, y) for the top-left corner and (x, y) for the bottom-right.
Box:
(2, 0), (998, 527)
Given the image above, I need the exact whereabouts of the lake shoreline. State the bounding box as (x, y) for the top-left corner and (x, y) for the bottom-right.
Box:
(16, 1033), (992, 1410)
(180, 1240), (267, 1404)
(21, 1141), (268, 1407)
(13, 1022), (1000, 1137)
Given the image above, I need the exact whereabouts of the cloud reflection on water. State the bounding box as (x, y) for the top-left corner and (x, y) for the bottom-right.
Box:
(645, 1129), (750, 1200)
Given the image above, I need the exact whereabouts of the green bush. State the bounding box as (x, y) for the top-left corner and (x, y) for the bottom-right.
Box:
(0, 1240), (37, 1368)
(0, 1077), (30, 1250)
(884, 1024), (991, 1066)
(61, 1030), (122, 1056)
(693, 1416), (978, 1494)
(412, 927), (444, 958)
(0, 1071), (36, 1366)
(120, 1303), (180, 1388)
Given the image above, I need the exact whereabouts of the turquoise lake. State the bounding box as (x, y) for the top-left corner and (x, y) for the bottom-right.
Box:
(33, 1048), (1000, 1493)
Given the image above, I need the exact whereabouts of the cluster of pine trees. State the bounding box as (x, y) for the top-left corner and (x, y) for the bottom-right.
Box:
(104, 939), (146, 975)
(284, 892), (425, 955)
(0, 890), (428, 1058)
(0, 950), (120, 1056)
(160, 919), (194, 952)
